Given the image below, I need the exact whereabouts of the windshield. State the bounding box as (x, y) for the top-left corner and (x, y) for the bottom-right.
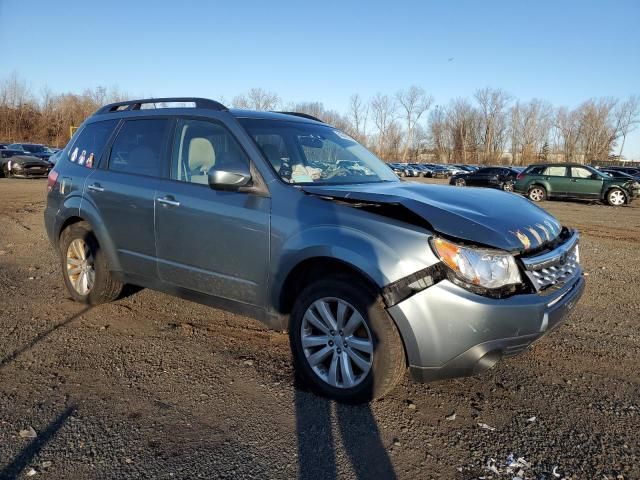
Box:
(239, 118), (398, 185)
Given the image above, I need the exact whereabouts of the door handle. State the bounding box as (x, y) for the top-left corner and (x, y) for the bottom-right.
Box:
(157, 196), (180, 207)
(87, 183), (104, 192)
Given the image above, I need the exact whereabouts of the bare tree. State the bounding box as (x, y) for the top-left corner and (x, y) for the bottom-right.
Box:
(475, 87), (512, 163)
(232, 88), (280, 110)
(396, 86), (433, 161)
(347, 93), (368, 143)
(615, 95), (640, 158)
(370, 93), (396, 159)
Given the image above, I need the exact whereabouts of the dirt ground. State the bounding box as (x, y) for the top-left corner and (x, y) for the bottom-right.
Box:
(0, 177), (638, 480)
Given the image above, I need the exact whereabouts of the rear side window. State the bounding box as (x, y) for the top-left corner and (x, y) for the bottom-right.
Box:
(109, 119), (170, 177)
(68, 120), (119, 168)
(543, 166), (567, 177)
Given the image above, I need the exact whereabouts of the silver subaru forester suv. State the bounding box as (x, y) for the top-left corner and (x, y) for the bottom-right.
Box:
(45, 98), (585, 403)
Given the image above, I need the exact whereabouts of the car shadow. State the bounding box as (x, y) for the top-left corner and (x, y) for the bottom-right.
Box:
(291, 182), (397, 479)
(0, 306), (92, 370)
(0, 404), (76, 479)
(295, 387), (396, 479)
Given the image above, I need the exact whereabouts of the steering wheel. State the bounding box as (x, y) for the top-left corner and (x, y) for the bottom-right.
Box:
(324, 168), (351, 179)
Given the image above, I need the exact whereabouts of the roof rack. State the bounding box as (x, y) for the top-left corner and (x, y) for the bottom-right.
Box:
(275, 111), (324, 123)
(96, 97), (228, 114)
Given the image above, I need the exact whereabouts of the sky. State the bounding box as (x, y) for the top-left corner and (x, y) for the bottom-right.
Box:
(1, 0), (639, 157)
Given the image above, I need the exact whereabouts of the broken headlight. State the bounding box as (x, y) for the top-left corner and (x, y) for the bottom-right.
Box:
(431, 237), (522, 290)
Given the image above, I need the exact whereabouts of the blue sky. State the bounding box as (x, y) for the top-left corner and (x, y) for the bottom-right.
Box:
(1, 0), (639, 157)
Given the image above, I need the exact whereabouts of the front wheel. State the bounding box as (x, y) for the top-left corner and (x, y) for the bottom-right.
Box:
(528, 185), (547, 202)
(455, 178), (466, 187)
(60, 222), (123, 304)
(289, 276), (406, 403)
(606, 188), (626, 206)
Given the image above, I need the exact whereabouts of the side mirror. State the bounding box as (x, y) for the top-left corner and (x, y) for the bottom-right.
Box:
(208, 159), (252, 190)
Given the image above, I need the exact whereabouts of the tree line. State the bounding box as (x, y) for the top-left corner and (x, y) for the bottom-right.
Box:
(1, 72), (638, 165)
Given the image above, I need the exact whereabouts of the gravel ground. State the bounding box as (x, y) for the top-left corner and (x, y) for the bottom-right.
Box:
(0, 177), (638, 480)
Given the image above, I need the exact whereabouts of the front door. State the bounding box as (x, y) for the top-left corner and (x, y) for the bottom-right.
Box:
(566, 166), (603, 199)
(154, 117), (270, 307)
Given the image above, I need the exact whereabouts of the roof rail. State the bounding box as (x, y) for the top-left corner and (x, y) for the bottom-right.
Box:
(95, 97), (228, 114)
(275, 111), (324, 123)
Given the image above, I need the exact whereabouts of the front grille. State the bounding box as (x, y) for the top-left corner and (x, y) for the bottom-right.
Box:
(520, 230), (580, 293)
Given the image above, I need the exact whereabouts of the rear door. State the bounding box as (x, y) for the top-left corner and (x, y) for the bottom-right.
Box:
(468, 168), (492, 186)
(540, 165), (571, 197)
(83, 117), (171, 277)
(154, 117), (270, 306)
(566, 166), (603, 199)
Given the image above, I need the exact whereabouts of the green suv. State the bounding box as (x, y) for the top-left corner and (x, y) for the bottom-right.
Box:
(514, 163), (639, 206)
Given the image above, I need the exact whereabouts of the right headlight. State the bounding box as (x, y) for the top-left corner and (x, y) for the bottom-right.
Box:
(431, 237), (522, 290)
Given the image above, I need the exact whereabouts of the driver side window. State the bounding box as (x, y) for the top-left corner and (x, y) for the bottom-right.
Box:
(171, 119), (249, 185)
(571, 167), (594, 179)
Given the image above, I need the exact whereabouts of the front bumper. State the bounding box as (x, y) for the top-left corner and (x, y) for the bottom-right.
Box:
(387, 271), (585, 382)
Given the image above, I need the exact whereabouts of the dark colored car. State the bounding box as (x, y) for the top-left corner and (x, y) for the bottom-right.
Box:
(44, 97), (585, 403)
(430, 165), (451, 178)
(7, 143), (54, 162)
(0, 143), (8, 150)
(514, 163), (639, 206)
(603, 166), (640, 177)
(450, 166), (518, 191)
(599, 168), (640, 182)
(1, 150), (52, 178)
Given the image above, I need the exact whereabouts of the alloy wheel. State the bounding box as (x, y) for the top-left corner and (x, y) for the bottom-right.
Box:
(503, 182), (514, 192)
(66, 239), (95, 295)
(300, 297), (373, 389)
(608, 190), (625, 206)
(529, 187), (544, 201)
(455, 179), (465, 187)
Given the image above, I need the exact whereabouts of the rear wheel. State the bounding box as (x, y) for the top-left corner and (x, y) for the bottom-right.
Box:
(455, 178), (466, 187)
(528, 185), (546, 202)
(502, 182), (514, 192)
(607, 188), (626, 206)
(60, 222), (123, 304)
(289, 275), (406, 403)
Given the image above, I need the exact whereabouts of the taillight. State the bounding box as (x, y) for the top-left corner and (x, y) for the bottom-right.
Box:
(47, 170), (59, 192)
(516, 172), (525, 180)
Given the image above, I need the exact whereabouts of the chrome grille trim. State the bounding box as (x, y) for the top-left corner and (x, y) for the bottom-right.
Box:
(521, 231), (580, 292)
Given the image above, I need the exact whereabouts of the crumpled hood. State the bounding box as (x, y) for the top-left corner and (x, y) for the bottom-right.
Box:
(302, 181), (563, 253)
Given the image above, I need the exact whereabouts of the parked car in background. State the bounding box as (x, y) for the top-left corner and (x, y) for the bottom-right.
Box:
(430, 165), (451, 178)
(7, 143), (54, 162)
(0, 143), (8, 150)
(409, 164), (433, 177)
(602, 166), (640, 177)
(45, 97), (585, 403)
(1, 150), (51, 178)
(48, 150), (63, 166)
(450, 167), (518, 191)
(515, 163), (639, 206)
(599, 168), (640, 182)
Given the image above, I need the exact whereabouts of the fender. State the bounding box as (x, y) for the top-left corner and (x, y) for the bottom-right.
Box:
(602, 184), (632, 204)
(269, 224), (434, 310)
(54, 194), (123, 273)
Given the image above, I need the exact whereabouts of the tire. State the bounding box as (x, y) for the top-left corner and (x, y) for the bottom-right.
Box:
(59, 222), (123, 305)
(502, 182), (514, 192)
(606, 188), (626, 206)
(289, 275), (406, 403)
(528, 185), (546, 202)
(454, 178), (466, 187)
(2, 165), (11, 178)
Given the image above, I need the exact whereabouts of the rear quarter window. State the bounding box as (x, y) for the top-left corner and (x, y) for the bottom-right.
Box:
(68, 120), (119, 168)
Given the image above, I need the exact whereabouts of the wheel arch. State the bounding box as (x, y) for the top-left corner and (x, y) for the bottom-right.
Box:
(277, 257), (379, 318)
(603, 185), (629, 204)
